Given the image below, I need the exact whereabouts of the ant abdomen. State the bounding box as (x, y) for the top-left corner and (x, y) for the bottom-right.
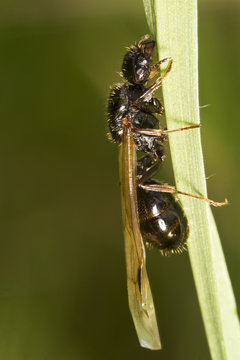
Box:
(137, 180), (189, 255)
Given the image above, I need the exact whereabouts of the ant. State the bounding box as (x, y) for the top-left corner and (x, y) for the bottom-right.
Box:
(107, 35), (227, 349)
(108, 34), (226, 255)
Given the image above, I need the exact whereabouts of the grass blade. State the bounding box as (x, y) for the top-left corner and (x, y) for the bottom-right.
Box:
(143, 0), (240, 358)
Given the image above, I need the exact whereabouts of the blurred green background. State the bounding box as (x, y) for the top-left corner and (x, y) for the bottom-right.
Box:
(0, 1), (239, 359)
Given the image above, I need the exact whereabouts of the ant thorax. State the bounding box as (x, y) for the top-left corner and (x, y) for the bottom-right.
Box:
(108, 83), (162, 146)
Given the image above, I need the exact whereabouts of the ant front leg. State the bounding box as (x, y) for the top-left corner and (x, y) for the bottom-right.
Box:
(149, 57), (172, 80)
(135, 58), (173, 103)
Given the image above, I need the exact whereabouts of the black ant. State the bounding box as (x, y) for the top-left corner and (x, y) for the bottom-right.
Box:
(108, 35), (226, 255)
(107, 35), (227, 350)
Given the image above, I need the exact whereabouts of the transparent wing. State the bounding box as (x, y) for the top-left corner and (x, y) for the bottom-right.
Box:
(119, 123), (161, 350)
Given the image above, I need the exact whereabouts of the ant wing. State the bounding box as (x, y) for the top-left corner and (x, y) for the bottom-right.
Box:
(119, 123), (161, 350)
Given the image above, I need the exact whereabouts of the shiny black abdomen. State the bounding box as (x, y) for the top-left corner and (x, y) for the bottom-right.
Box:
(137, 180), (189, 254)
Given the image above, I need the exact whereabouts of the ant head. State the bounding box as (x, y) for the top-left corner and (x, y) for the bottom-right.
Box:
(122, 36), (155, 85)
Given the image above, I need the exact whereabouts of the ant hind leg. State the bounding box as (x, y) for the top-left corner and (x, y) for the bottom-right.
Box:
(139, 183), (228, 207)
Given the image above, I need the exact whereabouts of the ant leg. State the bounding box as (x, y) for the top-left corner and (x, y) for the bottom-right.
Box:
(137, 148), (164, 184)
(151, 57), (172, 70)
(135, 59), (173, 103)
(149, 57), (172, 79)
(135, 59), (173, 113)
(137, 34), (150, 47)
(138, 162), (160, 185)
(135, 97), (164, 115)
(133, 124), (200, 138)
(139, 183), (228, 207)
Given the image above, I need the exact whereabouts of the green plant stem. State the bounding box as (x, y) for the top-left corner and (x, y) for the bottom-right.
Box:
(143, 0), (240, 359)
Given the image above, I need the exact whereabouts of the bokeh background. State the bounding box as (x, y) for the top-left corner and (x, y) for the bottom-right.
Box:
(0, 1), (239, 359)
